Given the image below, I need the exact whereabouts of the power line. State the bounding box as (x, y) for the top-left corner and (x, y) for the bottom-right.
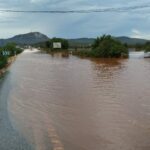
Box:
(0, 4), (150, 14)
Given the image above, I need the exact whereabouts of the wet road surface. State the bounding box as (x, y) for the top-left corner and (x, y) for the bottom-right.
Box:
(0, 74), (33, 149)
(1, 50), (150, 150)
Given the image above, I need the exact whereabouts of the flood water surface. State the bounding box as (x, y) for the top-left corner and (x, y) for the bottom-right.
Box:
(4, 50), (150, 150)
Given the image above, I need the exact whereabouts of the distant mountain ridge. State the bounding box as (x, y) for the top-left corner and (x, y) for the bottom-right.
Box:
(0, 32), (149, 47)
(0, 32), (49, 46)
(116, 36), (149, 45)
(68, 37), (149, 47)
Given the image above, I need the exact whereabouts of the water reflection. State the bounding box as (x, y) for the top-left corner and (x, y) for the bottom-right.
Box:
(89, 58), (127, 91)
(49, 52), (70, 58)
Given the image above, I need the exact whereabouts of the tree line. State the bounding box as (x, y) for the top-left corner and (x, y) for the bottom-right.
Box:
(35, 35), (150, 58)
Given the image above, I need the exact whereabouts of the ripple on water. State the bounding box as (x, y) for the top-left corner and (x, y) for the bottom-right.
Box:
(6, 50), (150, 150)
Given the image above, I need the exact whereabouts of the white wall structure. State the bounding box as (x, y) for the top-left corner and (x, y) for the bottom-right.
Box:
(53, 42), (62, 49)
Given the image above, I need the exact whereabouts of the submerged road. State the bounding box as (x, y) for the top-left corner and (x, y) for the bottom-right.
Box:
(1, 50), (150, 150)
(0, 72), (33, 149)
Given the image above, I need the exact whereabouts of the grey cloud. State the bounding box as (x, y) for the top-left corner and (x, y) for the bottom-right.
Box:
(0, 0), (150, 38)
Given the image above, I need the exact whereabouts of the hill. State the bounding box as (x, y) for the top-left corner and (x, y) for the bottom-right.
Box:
(68, 37), (149, 47)
(68, 38), (95, 47)
(116, 36), (148, 45)
(0, 32), (149, 47)
(0, 32), (49, 46)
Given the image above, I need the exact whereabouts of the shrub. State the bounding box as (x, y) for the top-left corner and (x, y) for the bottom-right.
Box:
(144, 42), (150, 52)
(45, 38), (69, 50)
(0, 56), (8, 69)
(73, 35), (129, 58)
(3, 43), (23, 56)
(91, 35), (128, 58)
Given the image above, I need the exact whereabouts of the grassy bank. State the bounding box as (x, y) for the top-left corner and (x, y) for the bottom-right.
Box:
(0, 43), (23, 77)
(0, 56), (17, 77)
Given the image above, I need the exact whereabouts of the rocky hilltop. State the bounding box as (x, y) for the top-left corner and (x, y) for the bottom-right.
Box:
(0, 32), (49, 46)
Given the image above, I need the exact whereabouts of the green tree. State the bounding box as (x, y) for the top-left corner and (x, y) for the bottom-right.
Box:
(45, 38), (69, 50)
(144, 42), (150, 52)
(3, 43), (23, 56)
(91, 35), (128, 58)
(45, 40), (51, 48)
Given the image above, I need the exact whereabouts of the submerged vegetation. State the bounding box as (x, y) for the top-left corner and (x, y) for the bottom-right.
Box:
(73, 35), (129, 58)
(34, 34), (150, 58)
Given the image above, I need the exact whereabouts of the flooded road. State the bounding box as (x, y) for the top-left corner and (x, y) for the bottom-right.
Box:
(2, 50), (150, 150)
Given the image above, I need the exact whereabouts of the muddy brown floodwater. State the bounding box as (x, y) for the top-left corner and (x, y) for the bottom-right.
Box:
(3, 50), (150, 150)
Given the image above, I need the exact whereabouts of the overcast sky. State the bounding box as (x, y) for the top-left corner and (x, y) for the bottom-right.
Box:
(0, 0), (150, 39)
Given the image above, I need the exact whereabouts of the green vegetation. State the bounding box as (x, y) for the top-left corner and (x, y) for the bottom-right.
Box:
(0, 56), (8, 69)
(0, 43), (23, 71)
(144, 42), (150, 52)
(3, 43), (23, 55)
(73, 35), (129, 58)
(45, 38), (69, 51)
(127, 41), (150, 52)
(127, 43), (144, 51)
